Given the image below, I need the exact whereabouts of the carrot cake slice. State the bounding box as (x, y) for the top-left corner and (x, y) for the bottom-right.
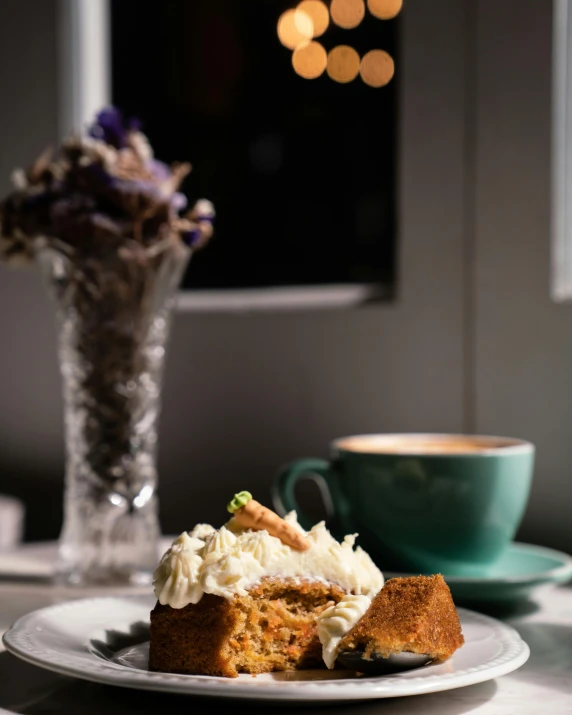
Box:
(328, 574), (464, 668)
(149, 492), (383, 677)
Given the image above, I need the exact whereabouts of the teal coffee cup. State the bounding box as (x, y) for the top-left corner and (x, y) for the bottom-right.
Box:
(272, 434), (535, 577)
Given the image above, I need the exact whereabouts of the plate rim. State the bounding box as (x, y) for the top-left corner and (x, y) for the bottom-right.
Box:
(385, 542), (572, 585)
(2, 595), (530, 701)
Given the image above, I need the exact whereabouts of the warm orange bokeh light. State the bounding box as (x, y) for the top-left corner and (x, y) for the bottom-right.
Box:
(367, 0), (403, 20)
(327, 45), (361, 83)
(360, 49), (395, 87)
(277, 9), (314, 50)
(330, 0), (366, 29)
(297, 0), (330, 37)
(292, 41), (328, 79)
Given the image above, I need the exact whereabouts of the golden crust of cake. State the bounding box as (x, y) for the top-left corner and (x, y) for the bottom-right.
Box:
(339, 575), (464, 661)
(149, 577), (345, 678)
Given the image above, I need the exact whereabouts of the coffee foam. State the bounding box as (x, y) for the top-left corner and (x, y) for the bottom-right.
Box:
(336, 434), (530, 455)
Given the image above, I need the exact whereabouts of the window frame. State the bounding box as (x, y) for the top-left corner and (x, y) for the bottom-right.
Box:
(552, 0), (572, 301)
(58, 0), (403, 312)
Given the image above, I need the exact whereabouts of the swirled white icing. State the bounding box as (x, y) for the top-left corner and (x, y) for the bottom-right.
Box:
(317, 594), (372, 668)
(153, 512), (384, 610)
(189, 523), (216, 540)
(201, 525), (237, 558)
(153, 532), (204, 609)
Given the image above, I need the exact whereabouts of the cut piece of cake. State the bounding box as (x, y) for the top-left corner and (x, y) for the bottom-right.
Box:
(149, 492), (384, 677)
(337, 575), (464, 663)
(150, 578), (345, 677)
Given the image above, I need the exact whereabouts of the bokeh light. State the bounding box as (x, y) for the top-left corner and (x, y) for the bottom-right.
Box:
(297, 0), (330, 37)
(360, 49), (395, 87)
(292, 41), (328, 79)
(277, 9), (314, 50)
(330, 0), (366, 29)
(327, 45), (361, 83)
(367, 0), (403, 20)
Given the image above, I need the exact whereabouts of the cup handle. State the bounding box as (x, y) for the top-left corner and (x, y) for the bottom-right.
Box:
(272, 458), (338, 531)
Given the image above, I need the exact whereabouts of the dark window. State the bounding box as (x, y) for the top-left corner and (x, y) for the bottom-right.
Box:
(111, 0), (398, 292)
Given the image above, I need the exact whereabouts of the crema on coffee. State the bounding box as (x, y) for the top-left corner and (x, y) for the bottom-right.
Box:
(337, 434), (524, 455)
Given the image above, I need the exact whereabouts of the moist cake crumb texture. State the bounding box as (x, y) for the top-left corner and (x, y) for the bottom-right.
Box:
(339, 574), (464, 661)
(149, 577), (345, 677)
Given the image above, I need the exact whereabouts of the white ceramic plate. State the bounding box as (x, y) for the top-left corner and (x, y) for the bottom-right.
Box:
(3, 595), (528, 702)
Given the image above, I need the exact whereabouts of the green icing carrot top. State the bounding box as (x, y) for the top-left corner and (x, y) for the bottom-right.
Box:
(227, 491), (253, 514)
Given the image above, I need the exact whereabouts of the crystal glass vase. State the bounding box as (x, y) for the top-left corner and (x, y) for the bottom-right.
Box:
(37, 237), (190, 586)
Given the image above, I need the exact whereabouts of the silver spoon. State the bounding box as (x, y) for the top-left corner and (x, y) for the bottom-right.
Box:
(336, 649), (432, 675)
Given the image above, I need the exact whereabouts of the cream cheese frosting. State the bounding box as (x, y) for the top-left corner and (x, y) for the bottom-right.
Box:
(317, 594), (372, 668)
(153, 512), (383, 609)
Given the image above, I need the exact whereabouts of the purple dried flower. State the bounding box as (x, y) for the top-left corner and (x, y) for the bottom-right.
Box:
(171, 193), (187, 212)
(89, 107), (140, 150)
(148, 160), (171, 181)
(1, 106), (214, 256)
(181, 227), (202, 247)
(192, 199), (216, 222)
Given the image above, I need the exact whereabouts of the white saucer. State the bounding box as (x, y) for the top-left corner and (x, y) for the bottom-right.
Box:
(3, 595), (529, 702)
(386, 542), (572, 604)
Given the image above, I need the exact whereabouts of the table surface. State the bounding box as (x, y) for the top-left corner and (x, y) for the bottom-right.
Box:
(0, 547), (570, 715)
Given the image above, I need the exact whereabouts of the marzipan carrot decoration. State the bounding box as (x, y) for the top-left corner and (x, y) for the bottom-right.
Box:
(227, 491), (310, 551)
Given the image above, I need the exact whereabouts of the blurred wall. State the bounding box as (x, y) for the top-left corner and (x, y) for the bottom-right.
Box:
(474, 1), (572, 552)
(0, 0), (64, 537)
(0, 0), (570, 556)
